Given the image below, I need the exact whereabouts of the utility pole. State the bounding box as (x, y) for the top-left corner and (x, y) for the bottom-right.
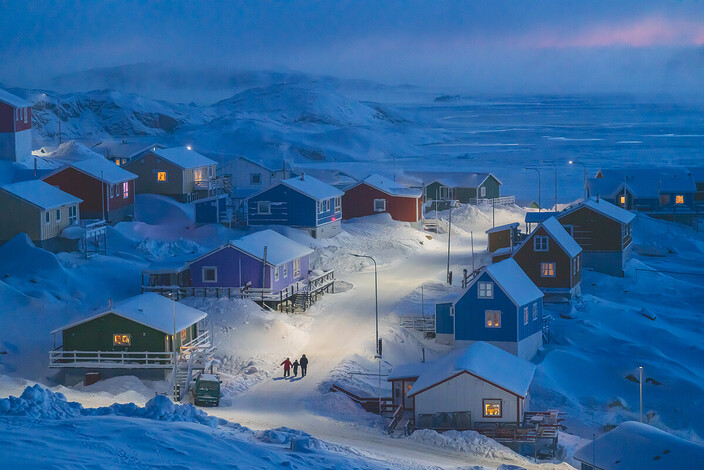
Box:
(446, 207), (452, 284)
(471, 231), (475, 273)
(639, 366), (644, 423)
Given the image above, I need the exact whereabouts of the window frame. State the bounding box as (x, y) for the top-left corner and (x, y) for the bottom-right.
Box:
(374, 198), (387, 212)
(283, 263), (288, 278)
(523, 306), (529, 325)
(334, 197), (341, 212)
(251, 173), (262, 185)
(68, 205), (78, 224)
(156, 171), (168, 183)
(257, 201), (271, 215)
(55, 209), (61, 222)
(202, 266), (218, 283)
(541, 262), (556, 278)
(274, 265), (280, 282)
(534, 236), (549, 252)
(675, 194), (684, 205)
(113, 333), (131, 346)
(532, 303), (538, 321)
(293, 258), (301, 277)
(478, 281), (494, 299)
(482, 398), (502, 418)
(480, 186), (486, 197)
(123, 181), (129, 199)
(45, 211), (50, 224)
(485, 310), (501, 328)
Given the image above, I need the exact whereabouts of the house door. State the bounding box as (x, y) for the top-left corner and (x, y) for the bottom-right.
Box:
(402, 380), (415, 410)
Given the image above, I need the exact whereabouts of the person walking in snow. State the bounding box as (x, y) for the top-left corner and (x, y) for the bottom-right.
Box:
(299, 354), (308, 378)
(281, 358), (292, 377)
(292, 359), (300, 377)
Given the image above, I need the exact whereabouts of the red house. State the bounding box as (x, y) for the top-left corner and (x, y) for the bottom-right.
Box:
(43, 157), (138, 223)
(343, 174), (423, 226)
(0, 88), (32, 163)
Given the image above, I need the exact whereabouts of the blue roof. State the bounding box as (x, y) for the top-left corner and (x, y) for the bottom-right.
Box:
(525, 211), (558, 224)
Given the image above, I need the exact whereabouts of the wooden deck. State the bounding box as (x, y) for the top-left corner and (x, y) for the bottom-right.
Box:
(49, 350), (175, 369)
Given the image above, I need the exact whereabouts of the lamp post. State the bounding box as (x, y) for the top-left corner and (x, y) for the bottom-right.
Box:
(351, 253), (381, 414)
(42, 93), (62, 145)
(524, 167), (542, 210)
(569, 160), (588, 200)
(543, 160), (558, 210)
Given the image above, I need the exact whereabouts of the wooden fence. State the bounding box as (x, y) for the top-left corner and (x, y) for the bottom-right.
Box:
(49, 350), (174, 368)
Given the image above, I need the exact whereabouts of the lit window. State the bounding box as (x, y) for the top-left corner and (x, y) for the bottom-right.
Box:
(478, 282), (493, 299)
(157, 171), (167, 182)
(113, 334), (131, 346)
(483, 399), (502, 417)
(532, 303), (538, 321)
(534, 236), (549, 251)
(181, 329), (187, 342)
(293, 258), (301, 277)
(202, 266), (217, 283)
(374, 199), (386, 212)
(620, 195), (626, 205)
(123, 182), (129, 199)
(524, 307), (529, 325)
(257, 201), (271, 215)
(485, 310), (501, 328)
(541, 262), (556, 277)
(251, 173), (262, 184)
(274, 266), (280, 281)
(676, 195), (684, 204)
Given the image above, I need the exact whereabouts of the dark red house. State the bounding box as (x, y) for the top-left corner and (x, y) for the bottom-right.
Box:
(43, 157), (138, 223)
(512, 216), (582, 297)
(342, 174), (422, 226)
(0, 88), (32, 163)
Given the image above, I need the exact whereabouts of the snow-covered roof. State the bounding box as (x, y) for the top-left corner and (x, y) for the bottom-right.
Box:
(398, 171), (501, 188)
(491, 246), (514, 257)
(53, 293), (207, 334)
(67, 157), (138, 184)
(574, 421), (704, 469)
(280, 174), (344, 201)
(466, 258), (543, 307)
(149, 147), (216, 169)
(388, 362), (430, 381)
(524, 211), (558, 224)
(198, 373), (220, 382)
(559, 197), (635, 225)
(355, 174), (422, 198)
(588, 168), (696, 198)
(485, 222), (519, 234)
(0, 180), (82, 210)
(229, 230), (314, 266)
(142, 259), (191, 274)
(0, 88), (31, 108)
(537, 217), (582, 258)
(408, 342), (536, 398)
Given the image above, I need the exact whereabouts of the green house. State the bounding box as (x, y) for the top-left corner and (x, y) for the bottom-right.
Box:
(50, 293), (207, 384)
(398, 172), (502, 204)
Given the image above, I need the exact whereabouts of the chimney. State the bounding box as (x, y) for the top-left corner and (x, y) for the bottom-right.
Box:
(108, 297), (113, 309)
(596, 194), (600, 202)
(300, 172), (305, 181)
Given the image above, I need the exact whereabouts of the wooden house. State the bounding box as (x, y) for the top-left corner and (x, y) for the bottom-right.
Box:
(88, 140), (165, 166)
(293, 168), (358, 191)
(486, 222), (520, 253)
(0, 88), (32, 163)
(0, 180), (82, 250)
(406, 342), (536, 429)
(587, 168), (697, 226)
(124, 146), (219, 202)
(247, 174), (344, 238)
(49, 293), (207, 385)
(188, 229), (313, 293)
(42, 157), (138, 223)
(690, 167), (704, 205)
(399, 171), (503, 204)
(342, 174), (423, 226)
(141, 259), (191, 289)
(574, 421), (704, 470)
(388, 362), (431, 413)
(512, 216), (582, 297)
(220, 156), (292, 194)
(435, 258), (544, 360)
(556, 197), (635, 277)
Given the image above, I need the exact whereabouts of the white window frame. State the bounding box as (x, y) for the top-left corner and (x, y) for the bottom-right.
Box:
(532, 303), (538, 321)
(109, 185), (115, 198)
(202, 266), (218, 283)
(374, 198), (386, 212)
(274, 265), (280, 282)
(318, 201), (324, 214)
(23, 107), (28, 123)
(480, 186), (486, 197)
(293, 258), (301, 277)
(523, 306), (529, 325)
(541, 262), (556, 278)
(478, 281), (493, 299)
(257, 201), (271, 215)
(68, 205), (78, 224)
(45, 211), (50, 224)
(534, 236), (549, 252)
(324, 199), (330, 211)
(55, 209), (61, 222)
(283, 263), (288, 278)
(485, 310), (501, 328)
(334, 197), (341, 211)
(123, 181), (129, 199)
(251, 173), (262, 185)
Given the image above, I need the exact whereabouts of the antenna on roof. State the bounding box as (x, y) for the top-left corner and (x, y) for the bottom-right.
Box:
(108, 297), (113, 309)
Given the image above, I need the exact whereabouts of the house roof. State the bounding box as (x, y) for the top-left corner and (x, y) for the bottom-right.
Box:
(0, 88), (31, 108)
(588, 168), (696, 199)
(464, 258), (543, 307)
(66, 157), (138, 184)
(280, 174), (344, 201)
(142, 259), (191, 275)
(149, 147), (217, 169)
(52, 293), (207, 335)
(559, 197), (635, 225)
(485, 222), (519, 234)
(353, 174), (422, 198)
(229, 229), (314, 266)
(407, 342), (536, 398)
(537, 217), (583, 258)
(388, 362), (430, 381)
(398, 171), (502, 188)
(524, 211), (558, 224)
(0, 180), (82, 210)
(574, 421), (704, 469)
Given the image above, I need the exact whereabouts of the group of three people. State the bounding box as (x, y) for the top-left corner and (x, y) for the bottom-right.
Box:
(281, 354), (308, 378)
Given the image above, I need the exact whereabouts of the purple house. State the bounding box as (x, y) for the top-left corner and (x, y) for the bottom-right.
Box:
(188, 229), (313, 293)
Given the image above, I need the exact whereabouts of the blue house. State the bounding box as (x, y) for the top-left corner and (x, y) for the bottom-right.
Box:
(435, 258), (544, 360)
(247, 174), (344, 238)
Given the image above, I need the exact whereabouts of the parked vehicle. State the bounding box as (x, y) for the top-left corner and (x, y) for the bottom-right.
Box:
(191, 373), (221, 407)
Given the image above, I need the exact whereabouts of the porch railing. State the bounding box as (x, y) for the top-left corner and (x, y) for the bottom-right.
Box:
(49, 350), (175, 368)
(400, 315), (436, 332)
(468, 196), (516, 206)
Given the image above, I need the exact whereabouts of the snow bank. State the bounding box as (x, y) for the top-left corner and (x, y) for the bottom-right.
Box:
(409, 429), (528, 464)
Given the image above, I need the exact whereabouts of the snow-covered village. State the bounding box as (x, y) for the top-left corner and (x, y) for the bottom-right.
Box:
(1, 2), (704, 469)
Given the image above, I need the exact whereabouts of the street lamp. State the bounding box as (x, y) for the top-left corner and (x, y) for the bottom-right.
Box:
(42, 93), (62, 145)
(524, 167), (541, 211)
(542, 160), (558, 210)
(350, 253), (381, 414)
(569, 160), (588, 200)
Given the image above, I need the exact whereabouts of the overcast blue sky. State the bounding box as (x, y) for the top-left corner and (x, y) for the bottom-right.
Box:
(1, 0), (703, 94)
